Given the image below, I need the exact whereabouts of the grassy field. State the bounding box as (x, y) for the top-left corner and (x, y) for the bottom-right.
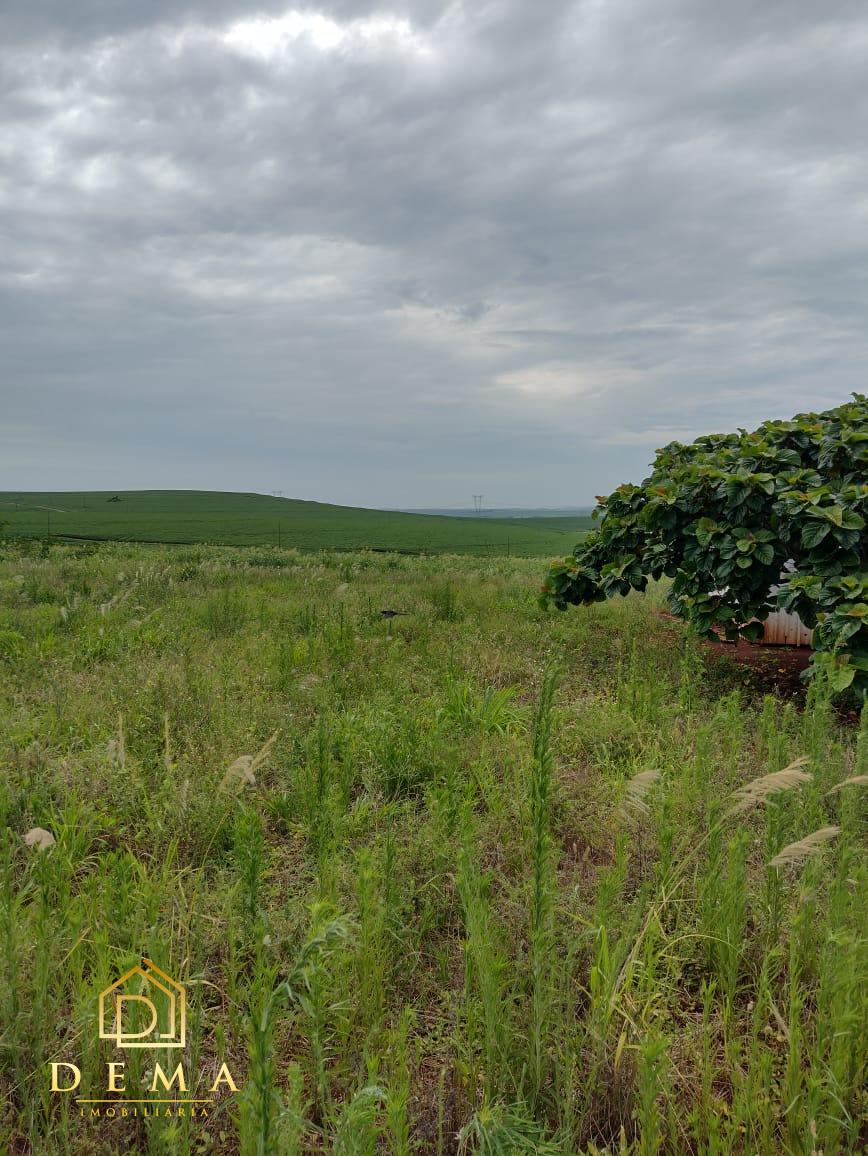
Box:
(0, 540), (865, 1154)
(0, 491), (593, 557)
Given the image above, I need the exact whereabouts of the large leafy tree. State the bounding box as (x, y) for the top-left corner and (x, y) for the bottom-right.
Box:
(542, 395), (868, 697)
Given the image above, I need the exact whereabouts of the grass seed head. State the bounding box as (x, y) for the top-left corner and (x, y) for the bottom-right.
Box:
(769, 826), (840, 868)
(619, 769), (662, 818)
(23, 827), (55, 850)
(728, 756), (812, 815)
(220, 731), (279, 792)
(826, 774), (868, 794)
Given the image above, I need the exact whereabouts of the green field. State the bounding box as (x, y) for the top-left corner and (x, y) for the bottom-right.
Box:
(0, 491), (593, 556)
(1, 540), (865, 1154)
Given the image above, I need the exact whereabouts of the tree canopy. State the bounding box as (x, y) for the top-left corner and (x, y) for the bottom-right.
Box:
(542, 394), (868, 698)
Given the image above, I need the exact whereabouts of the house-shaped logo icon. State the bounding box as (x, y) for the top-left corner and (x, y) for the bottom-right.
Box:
(98, 958), (186, 1049)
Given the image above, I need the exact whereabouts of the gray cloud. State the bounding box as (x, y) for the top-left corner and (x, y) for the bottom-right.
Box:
(2, 0), (866, 505)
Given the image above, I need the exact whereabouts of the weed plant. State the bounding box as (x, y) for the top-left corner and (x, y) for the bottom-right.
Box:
(0, 541), (864, 1153)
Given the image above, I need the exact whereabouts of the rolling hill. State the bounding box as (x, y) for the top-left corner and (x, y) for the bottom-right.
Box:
(0, 490), (592, 556)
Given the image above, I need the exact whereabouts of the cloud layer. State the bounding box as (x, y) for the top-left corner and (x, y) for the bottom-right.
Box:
(3, 0), (866, 505)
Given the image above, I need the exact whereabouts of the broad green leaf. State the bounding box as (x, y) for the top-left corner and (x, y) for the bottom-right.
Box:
(801, 520), (831, 549)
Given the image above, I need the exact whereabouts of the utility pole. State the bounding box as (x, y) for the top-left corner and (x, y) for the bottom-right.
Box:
(277, 522), (282, 548)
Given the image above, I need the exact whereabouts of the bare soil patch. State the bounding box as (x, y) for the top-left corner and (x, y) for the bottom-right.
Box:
(704, 636), (811, 698)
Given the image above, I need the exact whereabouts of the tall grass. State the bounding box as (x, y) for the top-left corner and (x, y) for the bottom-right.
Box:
(0, 539), (864, 1154)
(528, 664), (560, 1106)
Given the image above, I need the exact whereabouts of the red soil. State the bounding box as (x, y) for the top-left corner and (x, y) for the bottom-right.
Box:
(704, 631), (859, 723)
(703, 635), (811, 698)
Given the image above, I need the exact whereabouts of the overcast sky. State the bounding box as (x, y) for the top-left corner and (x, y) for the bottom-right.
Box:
(2, 1), (866, 507)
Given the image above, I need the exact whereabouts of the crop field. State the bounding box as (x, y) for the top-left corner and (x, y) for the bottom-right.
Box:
(0, 492), (593, 557)
(0, 541), (865, 1155)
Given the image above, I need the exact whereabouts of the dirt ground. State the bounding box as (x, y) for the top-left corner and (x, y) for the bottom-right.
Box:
(704, 635), (812, 698)
(653, 607), (859, 714)
(698, 632), (861, 725)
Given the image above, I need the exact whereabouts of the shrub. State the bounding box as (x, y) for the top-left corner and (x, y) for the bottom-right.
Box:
(542, 395), (867, 697)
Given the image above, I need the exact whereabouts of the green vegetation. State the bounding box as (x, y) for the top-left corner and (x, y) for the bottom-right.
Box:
(0, 491), (593, 557)
(544, 395), (868, 697)
(1, 540), (866, 1154)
